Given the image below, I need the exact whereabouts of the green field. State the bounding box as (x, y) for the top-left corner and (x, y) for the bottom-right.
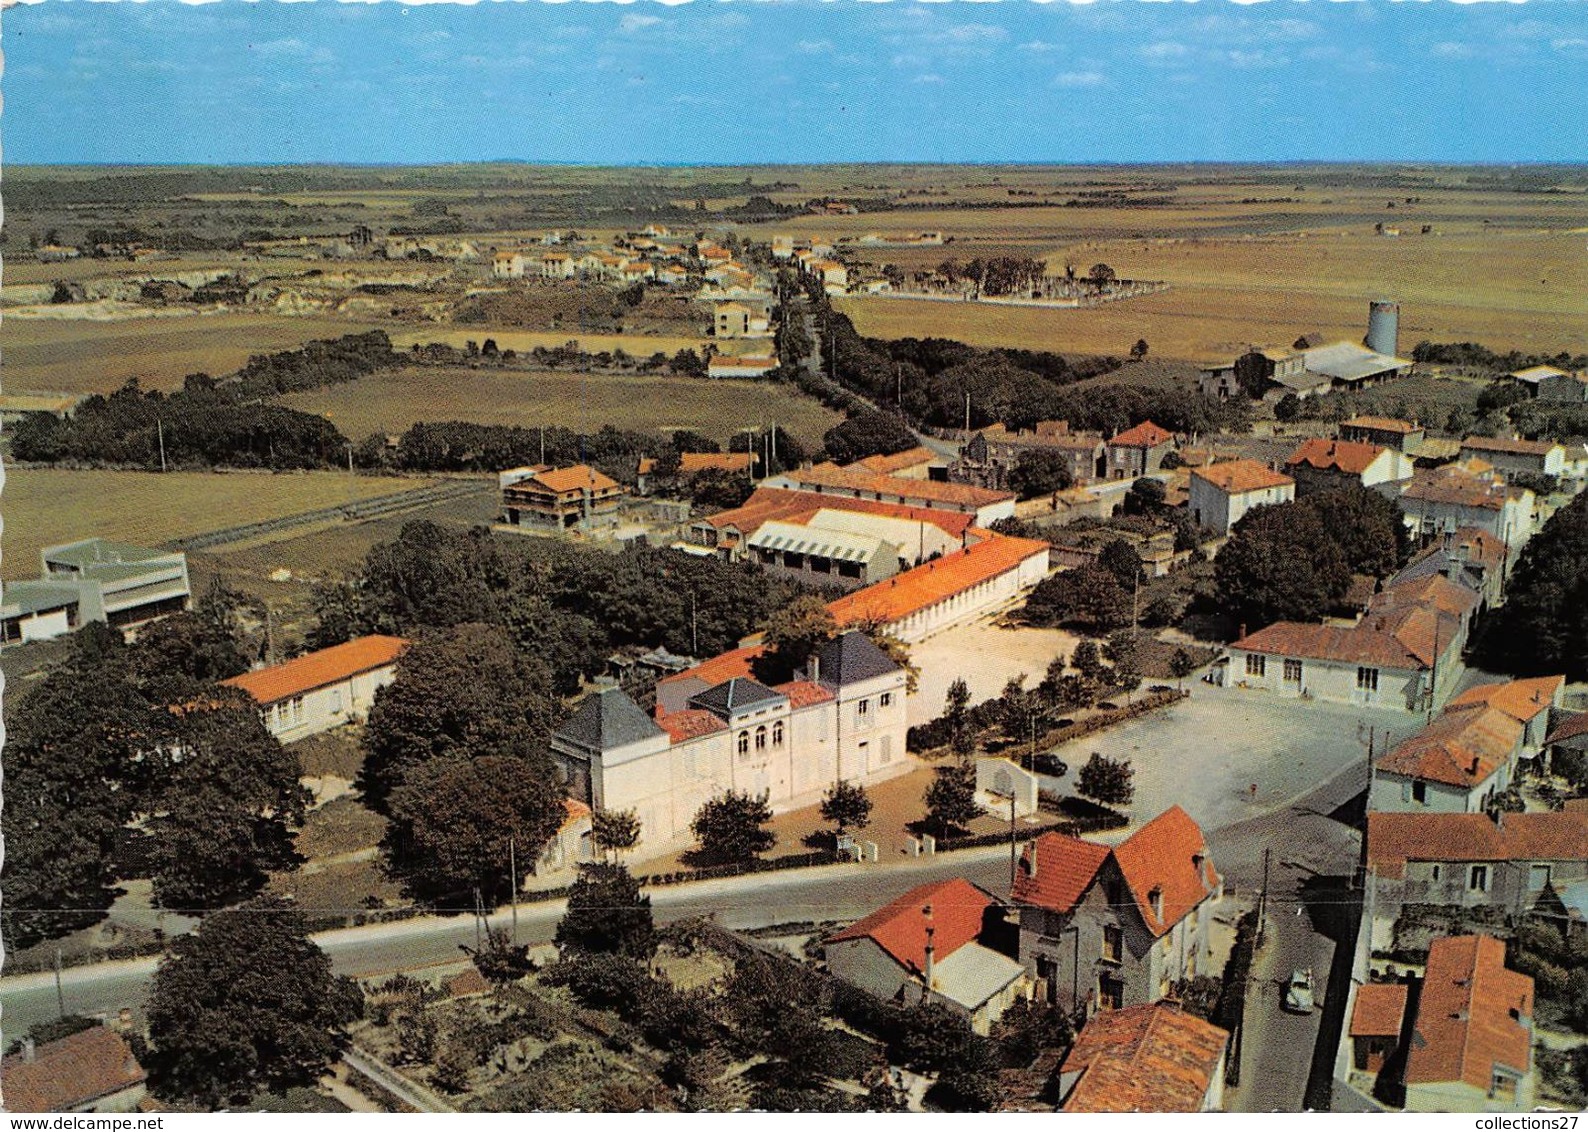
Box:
(281, 365), (843, 447)
(1, 468), (435, 579)
(3, 312), (381, 394)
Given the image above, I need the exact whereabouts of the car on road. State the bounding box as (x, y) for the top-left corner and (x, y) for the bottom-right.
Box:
(1283, 968), (1316, 1014)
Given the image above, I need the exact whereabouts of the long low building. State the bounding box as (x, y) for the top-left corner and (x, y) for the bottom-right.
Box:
(746, 518), (900, 590)
(826, 531), (1051, 644)
(684, 487), (975, 564)
(761, 463), (1017, 526)
(3, 539), (192, 645)
(224, 635), (409, 741)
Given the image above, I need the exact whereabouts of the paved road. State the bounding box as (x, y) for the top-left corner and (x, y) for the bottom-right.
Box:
(0, 845), (1021, 1039)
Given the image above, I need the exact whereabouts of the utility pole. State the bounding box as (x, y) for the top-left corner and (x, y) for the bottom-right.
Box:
(1009, 795), (1018, 897)
(157, 418), (168, 474)
(964, 392), (971, 434)
(509, 838), (519, 947)
(690, 591), (699, 656)
(55, 948), (66, 1018)
(1257, 848), (1272, 947)
(474, 887), (484, 953)
(539, 425), (546, 466)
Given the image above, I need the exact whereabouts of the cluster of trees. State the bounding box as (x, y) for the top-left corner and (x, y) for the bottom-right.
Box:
(1471, 492), (1588, 680)
(12, 332), (400, 470)
(821, 410), (917, 466)
(1212, 486), (1410, 629)
(2, 588), (307, 949)
(312, 521), (817, 696)
(1021, 539), (1145, 634)
(1410, 340), (1588, 374)
(933, 256), (1048, 296)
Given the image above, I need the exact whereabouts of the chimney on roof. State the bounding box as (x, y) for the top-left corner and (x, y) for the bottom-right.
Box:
(21, 1038), (35, 1063)
(809, 654), (821, 685)
(1470, 756), (1481, 775)
(923, 904), (937, 995)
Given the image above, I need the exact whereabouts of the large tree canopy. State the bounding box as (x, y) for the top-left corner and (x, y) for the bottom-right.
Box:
(359, 622), (563, 811)
(1472, 492), (1588, 680)
(146, 896), (364, 1108)
(1213, 502), (1352, 629)
(821, 410), (917, 466)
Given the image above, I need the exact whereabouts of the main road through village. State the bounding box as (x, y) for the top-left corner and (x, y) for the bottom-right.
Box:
(2, 729), (1378, 1111)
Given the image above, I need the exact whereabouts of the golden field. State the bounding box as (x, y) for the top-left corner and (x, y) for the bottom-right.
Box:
(1, 468), (433, 578)
(281, 365), (842, 446)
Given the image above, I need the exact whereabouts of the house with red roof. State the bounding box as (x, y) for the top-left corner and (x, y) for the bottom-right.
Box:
(1105, 420), (1177, 479)
(1187, 459), (1294, 535)
(1398, 467), (1534, 549)
(824, 878), (1029, 1034)
(1012, 806), (1222, 1018)
(1405, 935), (1535, 1111)
(222, 635), (408, 741)
(0, 1025), (147, 1113)
(1284, 438), (1414, 498)
(1220, 572), (1477, 713)
(1056, 1003), (1230, 1112)
(1446, 675), (1565, 755)
(1369, 702), (1525, 815)
(1364, 810), (1588, 950)
(500, 464), (627, 531)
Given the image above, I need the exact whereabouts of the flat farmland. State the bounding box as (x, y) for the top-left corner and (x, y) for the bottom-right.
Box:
(3, 312), (380, 394)
(839, 223), (1588, 362)
(281, 365), (842, 446)
(1, 468), (433, 578)
(387, 327), (709, 358)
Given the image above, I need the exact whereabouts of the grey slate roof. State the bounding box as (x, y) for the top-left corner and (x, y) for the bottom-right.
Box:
(556, 685), (665, 750)
(1302, 341), (1411, 384)
(812, 631), (900, 688)
(689, 677), (785, 717)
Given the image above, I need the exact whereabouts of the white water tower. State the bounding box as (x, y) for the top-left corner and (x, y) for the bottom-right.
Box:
(1367, 300), (1400, 356)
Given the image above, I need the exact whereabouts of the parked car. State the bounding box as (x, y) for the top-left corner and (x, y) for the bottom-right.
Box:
(1283, 968), (1315, 1014)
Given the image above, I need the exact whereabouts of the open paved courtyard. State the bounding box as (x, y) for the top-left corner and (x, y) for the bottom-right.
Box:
(1041, 679), (1420, 837)
(907, 614), (1078, 728)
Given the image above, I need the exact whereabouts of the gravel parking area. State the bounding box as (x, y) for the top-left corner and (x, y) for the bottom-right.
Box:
(907, 615), (1078, 727)
(1042, 680), (1418, 835)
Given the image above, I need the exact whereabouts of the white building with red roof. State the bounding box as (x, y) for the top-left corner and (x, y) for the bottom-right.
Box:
(1012, 806), (1222, 1019)
(1404, 935), (1535, 1112)
(824, 877), (1029, 1034)
(223, 635), (409, 741)
(1187, 459), (1295, 535)
(1285, 438), (1415, 498)
(1057, 1003), (1229, 1112)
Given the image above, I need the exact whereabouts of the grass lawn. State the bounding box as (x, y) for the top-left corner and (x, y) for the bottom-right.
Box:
(280, 364), (843, 447)
(3, 312), (383, 394)
(2, 468), (435, 579)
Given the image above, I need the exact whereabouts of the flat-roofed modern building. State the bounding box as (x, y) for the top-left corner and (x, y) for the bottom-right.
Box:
(3, 539), (192, 644)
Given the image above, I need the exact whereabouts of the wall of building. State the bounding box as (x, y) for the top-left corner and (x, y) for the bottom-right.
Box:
(884, 551), (1049, 644)
(1222, 650), (1426, 713)
(1369, 770), (1504, 815)
(826, 938), (915, 1005)
(1404, 1076), (1533, 1114)
(262, 665), (399, 742)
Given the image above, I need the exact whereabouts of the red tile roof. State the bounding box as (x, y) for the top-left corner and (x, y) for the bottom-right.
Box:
(1406, 935), (1533, 1092)
(527, 464), (623, 494)
(781, 462), (1014, 510)
(826, 533), (1049, 628)
(1015, 806), (1219, 939)
(1351, 983), (1409, 1038)
(446, 968), (492, 999)
(702, 487), (976, 541)
(1376, 704), (1523, 788)
(1343, 415), (1419, 434)
(1461, 435), (1562, 458)
(1191, 458), (1293, 495)
(1111, 805), (1222, 938)
(1232, 617), (1435, 671)
(1012, 833), (1112, 914)
(1108, 420), (1175, 449)
(222, 635), (408, 706)
(1286, 438), (1387, 476)
(656, 708), (730, 742)
(1367, 811), (1588, 878)
(826, 877), (995, 976)
(1373, 573), (1481, 623)
(1545, 712), (1588, 746)
(653, 645), (763, 706)
(1060, 1004), (1229, 1113)
(559, 797), (593, 832)
(0, 1027), (146, 1112)
(851, 445), (938, 475)
(1402, 471), (1514, 512)
(1447, 676), (1563, 725)
(680, 452), (754, 475)
(775, 679), (836, 708)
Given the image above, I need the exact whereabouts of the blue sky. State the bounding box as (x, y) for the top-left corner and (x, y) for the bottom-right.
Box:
(7, 1), (1588, 165)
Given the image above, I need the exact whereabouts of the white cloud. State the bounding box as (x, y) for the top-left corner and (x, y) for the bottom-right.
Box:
(797, 39), (835, 54)
(1430, 41), (1475, 59)
(914, 73), (946, 84)
(1052, 70), (1105, 88)
(1141, 41), (1189, 59)
(619, 13), (663, 33)
(1018, 40), (1065, 53)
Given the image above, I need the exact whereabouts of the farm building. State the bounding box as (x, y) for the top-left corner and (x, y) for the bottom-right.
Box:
(683, 488), (973, 565)
(224, 635), (408, 741)
(1302, 342), (1412, 390)
(1458, 436), (1565, 483)
(1105, 420), (1177, 479)
(706, 355), (778, 379)
(747, 519), (901, 591)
